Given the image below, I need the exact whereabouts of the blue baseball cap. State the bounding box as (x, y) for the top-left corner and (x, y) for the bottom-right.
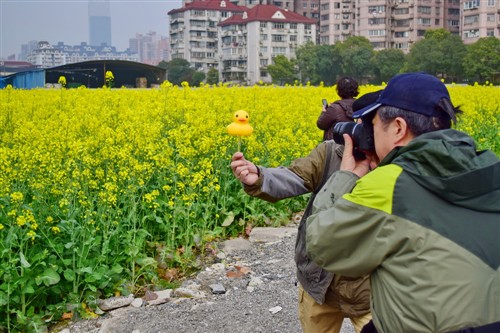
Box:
(353, 73), (451, 119)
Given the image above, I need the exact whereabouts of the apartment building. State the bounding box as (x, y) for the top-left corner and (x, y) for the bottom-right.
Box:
(26, 41), (138, 68)
(219, 4), (316, 83)
(26, 42), (66, 68)
(318, 0), (355, 44)
(168, 0), (246, 71)
(317, 0), (499, 53)
(129, 32), (170, 65)
(461, 0), (500, 43)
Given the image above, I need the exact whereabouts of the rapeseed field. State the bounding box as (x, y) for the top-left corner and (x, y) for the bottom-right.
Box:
(0, 82), (498, 332)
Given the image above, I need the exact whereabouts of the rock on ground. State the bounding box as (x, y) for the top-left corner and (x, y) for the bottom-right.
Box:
(55, 225), (356, 333)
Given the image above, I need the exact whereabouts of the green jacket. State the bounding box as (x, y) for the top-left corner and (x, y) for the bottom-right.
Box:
(243, 141), (370, 316)
(306, 129), (500, 332)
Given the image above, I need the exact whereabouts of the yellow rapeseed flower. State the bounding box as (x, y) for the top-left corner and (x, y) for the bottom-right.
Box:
(27, 230), (36, 241)
(16, 215), (27, 227)
(10, 192), (24, 203)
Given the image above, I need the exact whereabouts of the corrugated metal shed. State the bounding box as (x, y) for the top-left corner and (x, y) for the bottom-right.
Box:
(0, 69), (46, 89)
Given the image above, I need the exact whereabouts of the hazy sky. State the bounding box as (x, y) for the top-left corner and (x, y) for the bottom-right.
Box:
(0, 0), (182, 59)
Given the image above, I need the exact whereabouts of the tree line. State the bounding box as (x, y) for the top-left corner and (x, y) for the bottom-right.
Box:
(160, 29), (499, 86)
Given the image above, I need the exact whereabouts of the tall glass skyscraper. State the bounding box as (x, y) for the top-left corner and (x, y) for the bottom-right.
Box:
(88, 0), (112, 47)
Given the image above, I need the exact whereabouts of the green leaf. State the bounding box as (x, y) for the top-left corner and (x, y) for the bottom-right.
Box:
(38, 268), (60, 287)
(111, 264), (123, 274)
(20, 252), (31, 268)
(135, 257), (157, 268)
(222, 211), (235, 227)
(0, 291), (8, 306)
(64, 269), (75, 282)
(22, 284), (35, 294)
(77, 267), (93, 274)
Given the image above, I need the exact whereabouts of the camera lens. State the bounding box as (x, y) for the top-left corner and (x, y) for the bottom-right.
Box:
(332, 122), (357, 146)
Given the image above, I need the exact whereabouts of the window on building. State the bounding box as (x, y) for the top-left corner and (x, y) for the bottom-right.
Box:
(394, 8), (409, 14)
(463, 29), (479, 38)
(487, 0), (495, 6)
(463, 0), (480, 9)
(272, 34), (286, 41)
(290, 23), (297, 29)
(290, 35), (297, 41)
(448, 19), (459, 26)
(436, 7), (440, 15)
(394, 42), (408, 49)
(417, 29), (426, 36)
(464, 15), (479, 25)
(260, 22), (267, 28)
(418, 6), (431, 14)
(448, 8), (460, 15)
(487, 13), (495, 22)
(334, 2), (340, 8)
(371, 42), (385, 48)
(486, 29), (494, 36)
(369, 18), (385, 24)
(369, 29), (386, 36)
(435, 19), (440, 25)
(194, 10), (205, 16)
(260, 59), (268, 66)
(368, 5), (385, 13)
(260, 71), (267, 77)
(418, 18), (431, 25)
(335, 24), (340, 30)
(395, 19), (410, 27)
(272, 47), (286, 55)
(395, 31), (409, 37)
(273, 23), (285, 29)
(192, 52), (205, 58)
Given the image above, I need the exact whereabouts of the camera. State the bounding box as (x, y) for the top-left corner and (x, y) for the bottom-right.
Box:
(332, 122), (375, 160)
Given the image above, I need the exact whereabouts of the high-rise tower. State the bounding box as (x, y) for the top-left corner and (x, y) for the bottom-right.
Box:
(89, 0), (112, 47)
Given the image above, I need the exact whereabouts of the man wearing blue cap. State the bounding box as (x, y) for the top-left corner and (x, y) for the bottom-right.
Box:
(231, 91), (382, 333)
(305, 73), (500, 333)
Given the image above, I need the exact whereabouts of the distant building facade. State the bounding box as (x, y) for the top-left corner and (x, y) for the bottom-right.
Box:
(129, 32), (170, 65)
(219, 5), (316, 83)
(89, 0), (112, 47)
(26, 41), (138, 68)
(168, 0), (246, 71)
(461, 0), (499, 44)
(168, 0), (315, 84)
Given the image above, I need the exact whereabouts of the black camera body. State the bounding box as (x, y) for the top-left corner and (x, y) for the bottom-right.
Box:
(332, 122), (375, 160)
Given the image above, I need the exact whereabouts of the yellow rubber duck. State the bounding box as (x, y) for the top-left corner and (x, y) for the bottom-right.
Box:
(227, 110), (253, 136)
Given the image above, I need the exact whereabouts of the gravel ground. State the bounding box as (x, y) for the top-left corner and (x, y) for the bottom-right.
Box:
(57, 225), (356, 333)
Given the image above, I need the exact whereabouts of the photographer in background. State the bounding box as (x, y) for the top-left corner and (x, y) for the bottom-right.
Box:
(306, 72), (500, 333)
(317, 76), (359, 141)
(230, 91), (381, 333)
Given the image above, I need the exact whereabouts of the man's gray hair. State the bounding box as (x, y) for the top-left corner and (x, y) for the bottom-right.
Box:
(378, 98), (461, 137)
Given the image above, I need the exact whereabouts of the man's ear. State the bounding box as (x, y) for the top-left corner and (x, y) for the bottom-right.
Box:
(393, 117), (411, 144)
